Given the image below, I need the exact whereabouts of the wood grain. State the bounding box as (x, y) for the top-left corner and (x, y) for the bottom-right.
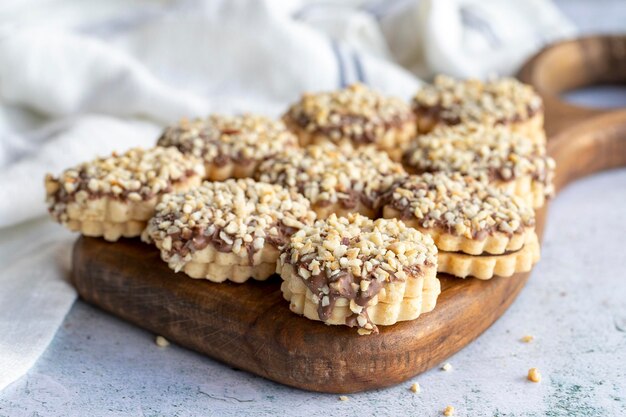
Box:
(72, 35), (626, 393)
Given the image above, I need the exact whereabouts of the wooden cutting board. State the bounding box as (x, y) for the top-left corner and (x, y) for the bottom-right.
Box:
(71, 35), (626, 394)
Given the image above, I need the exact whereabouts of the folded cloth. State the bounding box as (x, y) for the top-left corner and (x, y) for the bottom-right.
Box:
(0, 0), (575, 390)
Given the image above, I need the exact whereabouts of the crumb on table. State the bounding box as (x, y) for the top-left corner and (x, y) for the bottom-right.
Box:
(521, 335), (534, 343)
(527, 367), (542, 383)
(338, 395), (349, 401)
(410, 382), (421, 393)
(155, 335), (170, 347)
(441, 362), (453, 371)
(443, 405), (455, 416)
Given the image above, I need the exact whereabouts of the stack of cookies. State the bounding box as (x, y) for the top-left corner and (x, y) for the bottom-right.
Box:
(46, 76), (554, 335)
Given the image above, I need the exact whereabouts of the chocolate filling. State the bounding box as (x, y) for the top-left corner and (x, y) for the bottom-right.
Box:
(412, 102), (542, 127)
(314, 188), (377, 211)
(289, 111), (414, 144)
(404, 163), (550, 187)
(158, 129), (262, 167)
(165, 221), (299, 265)
(50, 167), (197, 207)
(383, 185), (533, 240)
(403, 152), (551, 187)
(443, 247), (523, 257)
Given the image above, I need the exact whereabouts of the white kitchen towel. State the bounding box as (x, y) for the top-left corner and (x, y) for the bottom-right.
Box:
(0, 0), (575, 390)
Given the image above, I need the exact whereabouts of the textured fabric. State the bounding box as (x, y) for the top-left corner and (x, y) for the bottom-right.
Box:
(0, 0), (574, 390)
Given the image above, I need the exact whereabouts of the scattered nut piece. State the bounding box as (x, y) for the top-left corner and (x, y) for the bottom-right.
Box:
(443, 405), (455, 416)
(441, 362), (453, 372)
(410, 382), (421, 394)
(338, 395), (349, 401)
(527, 367), (541, 383)
(521, 335), (534, 343)
(155, 335), (170, 347)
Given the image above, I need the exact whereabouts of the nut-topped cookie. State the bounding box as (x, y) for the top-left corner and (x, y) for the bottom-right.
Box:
(157, 114), (298, 181)
(45, 147), (205, 241)
(402, 123), (555, 208)
(382, 173), (540, 279)
(283, 83), (416, 161)
(255, 143), (407, 218)
(278, 213), (439, 335)
(412, 75), (545, 144)
(143, 179), (316, 283)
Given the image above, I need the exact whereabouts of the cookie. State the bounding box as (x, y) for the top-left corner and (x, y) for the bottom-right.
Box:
(412, 75), (545, 145)
(255, 143), (406, 218)
(157, 114), (298, 181)
(382, 173), (539, 279)
(45, 147), (205, 241)
(277, 213), (439, 335)
(143, 179), (316, 283)
(437, 231), (540, 279)
(283, 83), (416, 161)
(402, 123), (555, 208)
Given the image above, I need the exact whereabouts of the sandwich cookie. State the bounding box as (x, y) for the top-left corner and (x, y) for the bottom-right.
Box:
(278, 213), (439, 335)
(383, 173), (540, 279)
(283, 83), (416, 161)
(412, 75), (545, 145)
(157, 114), (298, 181)
(45, 147), (204, 241)
(143, 178), (316, 283)
(255, 143), (406, 218)
(402, 123), (555, 208)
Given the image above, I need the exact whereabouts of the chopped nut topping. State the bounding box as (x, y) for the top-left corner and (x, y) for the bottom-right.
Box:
(279, 213), (437, 334)
(528, 367), (542, 383)
(284, 83), (415, 144)
(403, 123), (555, 197)
(410, 382), (421, 393)
(521, 335), (534, 343)
(158, 114), (298, 167)
(385, 173), (535, 239)
(413, 75), (543, 125)
(145, 179), (316, 271)
(155, 335), (170, 347)
(441, 362), (453, 372)
(443, 405), (455, 416)
(45, 147), (205, 223)
(256, 143), (406, 210)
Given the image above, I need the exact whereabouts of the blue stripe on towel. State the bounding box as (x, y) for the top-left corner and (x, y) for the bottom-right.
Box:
(459, 7), (502, 48)
(362, 0), (414, 21)
(352, 51), (367, 84)
(332, 40), (348, 88)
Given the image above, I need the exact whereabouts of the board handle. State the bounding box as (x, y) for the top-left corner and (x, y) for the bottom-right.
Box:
(518, 35), (626, 137)
(548, 110), (626, 192)
(518, 35), (626, 192)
